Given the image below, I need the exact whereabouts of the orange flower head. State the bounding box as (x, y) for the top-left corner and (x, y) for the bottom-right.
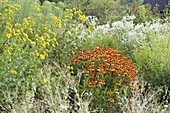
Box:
(98, 80), (106, 85)
(107, 89), (112, 95)
(90, 73), (95, 78)
(107, 98), (114, 103)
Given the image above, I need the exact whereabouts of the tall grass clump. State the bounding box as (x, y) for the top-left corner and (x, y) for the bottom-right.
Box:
(0, 62), (92, 112)
(120, 78), (170, 113)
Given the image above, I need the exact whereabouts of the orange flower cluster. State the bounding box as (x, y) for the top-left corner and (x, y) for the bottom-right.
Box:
(71, 47), (136, 103)
(107, 98), (114, 103)
(71, 47), (136, 79)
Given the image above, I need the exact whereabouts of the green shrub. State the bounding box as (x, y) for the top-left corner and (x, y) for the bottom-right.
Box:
(12, 0), (40, 22)
(130, 3), (160, 24)
(86, 0), (130, 25)
(0, 0), (59, 103)
(0, 0), (92, 108)
(62, 0), (130, 25)
(133, 29), (170, 88)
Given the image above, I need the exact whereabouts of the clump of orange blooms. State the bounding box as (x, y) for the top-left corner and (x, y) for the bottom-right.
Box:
(71, 47), (136, 104)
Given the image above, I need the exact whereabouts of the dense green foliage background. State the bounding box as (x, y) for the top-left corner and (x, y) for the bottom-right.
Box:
(41, 0), (170, 24)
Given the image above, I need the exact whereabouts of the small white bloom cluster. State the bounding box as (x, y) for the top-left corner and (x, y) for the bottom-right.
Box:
(91, 15), (170, 45)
